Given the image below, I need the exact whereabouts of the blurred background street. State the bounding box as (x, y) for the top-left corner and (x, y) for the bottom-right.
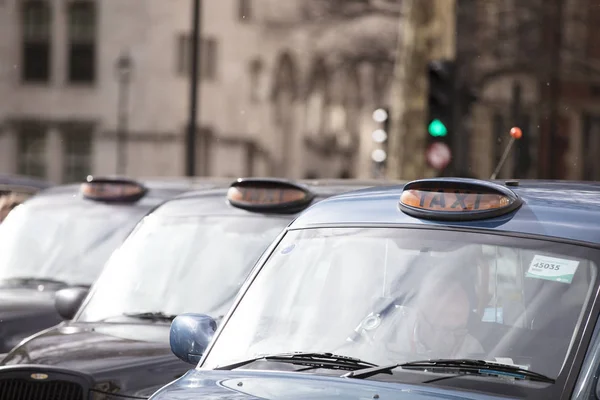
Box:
(0, 0), (597, 182)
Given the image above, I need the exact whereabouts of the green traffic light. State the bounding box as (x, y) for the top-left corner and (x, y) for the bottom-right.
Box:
(428, 119), (448, 137)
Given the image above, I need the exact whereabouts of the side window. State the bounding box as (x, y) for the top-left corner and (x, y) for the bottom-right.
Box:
(571, 314), (600, 399)
(480, 246), (596, 336)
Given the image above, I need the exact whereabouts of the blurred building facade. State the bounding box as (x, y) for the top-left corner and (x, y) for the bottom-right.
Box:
(0, 0), (269, 182)
(5, 0), (596, 183)
(460, 0), (600, 180)
(0, 0), (399, 183)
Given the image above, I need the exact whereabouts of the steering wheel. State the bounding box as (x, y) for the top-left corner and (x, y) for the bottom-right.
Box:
(334, 315), (416, 365)
(347, 297), (404, 343)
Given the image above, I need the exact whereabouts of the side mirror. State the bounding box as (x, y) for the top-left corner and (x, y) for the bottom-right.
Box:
(55, 287), (89, 320)
(170, 313), (217, 365)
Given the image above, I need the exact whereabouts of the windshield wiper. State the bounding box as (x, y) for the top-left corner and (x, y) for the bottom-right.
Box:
(1, 277), (70, 287)
(215, 351), (379, 372)
(342, 359), (555, 384)
(123, 311), (178, 322)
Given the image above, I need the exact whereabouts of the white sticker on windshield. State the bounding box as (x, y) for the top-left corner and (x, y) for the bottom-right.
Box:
(492, 358), (530, 371)
(525, 255), (580, 284)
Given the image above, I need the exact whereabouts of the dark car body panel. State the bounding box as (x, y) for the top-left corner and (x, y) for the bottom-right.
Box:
(2, 322), (190, 398)
(0, 174), (54, 196)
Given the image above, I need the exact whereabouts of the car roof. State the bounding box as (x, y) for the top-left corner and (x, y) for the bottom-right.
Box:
(289, 179), (600, 246)
(22, 177), (231, 209)
(149, 178), (405, 218)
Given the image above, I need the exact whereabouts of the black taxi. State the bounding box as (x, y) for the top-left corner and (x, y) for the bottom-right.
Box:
(0, 178), (394, 400)
(0, 174), (53, 197)
(148, 178), (600, 400)
(0, 174), (54, 223)
(0, 175), (222, 359)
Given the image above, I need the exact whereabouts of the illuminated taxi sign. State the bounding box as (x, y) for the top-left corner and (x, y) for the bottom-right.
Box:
(227, 178), (314, 214)
(399, 179), (522, 221)
(81, 176), (147, 203)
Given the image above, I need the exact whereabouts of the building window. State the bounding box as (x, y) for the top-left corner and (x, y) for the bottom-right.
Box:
(305, 59), (329, 136)
(17, 128), (47, 178)
(343, 66), (361, 148)
(514, 4), (540, 63)
(338, 169), (351, 179)
(582, 113), (600, 180)
(494, 0), (518, 60)
(176, 34), (218, 80)
(67, 1), (96, 84)
(238, 0), (251, 21)
(63, 131), (92, 183)
(248, 58), (263, 102)
(21, 0), (51, 83)
(305, 90), (326, 135)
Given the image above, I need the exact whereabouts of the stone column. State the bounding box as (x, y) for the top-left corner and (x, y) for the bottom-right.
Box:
(0, 126), (18, 174)
(53, 0), (68, 85)
(46, 126), (64, 183)
(91, 129), (118, 177)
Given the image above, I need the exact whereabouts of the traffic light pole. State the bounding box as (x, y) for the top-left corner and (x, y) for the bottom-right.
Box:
(450, 0), (464, 176)
(450, 58), (462, 175)
(425, 60), (454, 173)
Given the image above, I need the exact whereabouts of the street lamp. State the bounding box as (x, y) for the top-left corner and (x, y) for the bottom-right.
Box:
(115, 51), (133, 176)
(186, 0), (203, 177)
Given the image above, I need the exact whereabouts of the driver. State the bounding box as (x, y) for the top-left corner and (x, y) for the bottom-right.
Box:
(386, 277), (484, 359)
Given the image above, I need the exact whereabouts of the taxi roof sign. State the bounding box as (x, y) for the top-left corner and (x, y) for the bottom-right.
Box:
(399, 178), (522, 221)
(227, 178), (314, 214)
(81, 176), (147, 203)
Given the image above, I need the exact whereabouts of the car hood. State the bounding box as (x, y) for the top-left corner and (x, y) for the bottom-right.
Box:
(149, 369), (514, 400)
(1, 321), (192, 398)
(0, 288), (62, 352)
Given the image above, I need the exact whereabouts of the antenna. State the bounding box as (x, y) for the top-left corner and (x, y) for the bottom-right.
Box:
(490, 127), (523, 180)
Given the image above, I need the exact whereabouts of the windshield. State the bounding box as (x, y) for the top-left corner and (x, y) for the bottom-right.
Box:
(0, 202), (149, 286)
(203, 228), (598, 381)
(77, 214), (290, 322)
